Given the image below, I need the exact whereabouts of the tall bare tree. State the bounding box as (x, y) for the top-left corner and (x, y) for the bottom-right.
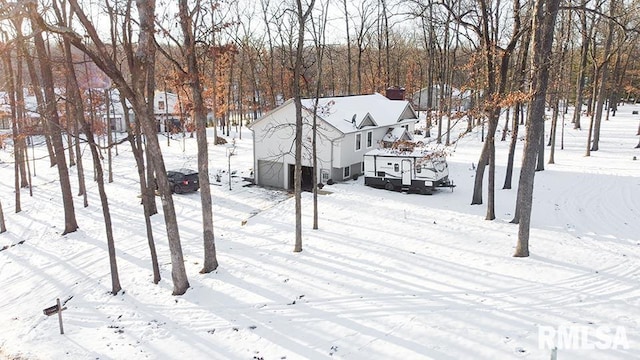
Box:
(53, 0), (121, 294)
(571, 9), (594, 129)
(587, 0), (620, 154)
(504, 30), (531, 190)
(513, 0), (560, 257)
(466, 0), (525, 221)
(177, 0), (219, 273)
(27, 2), (79, 235)
(0, 199), (6, 233)
(309, 0), (329, 230)
(342, 0), (352, 94)
(1, 40), (22, 214)
(292, 0), (315, 252)
(48, 0), (190, 294)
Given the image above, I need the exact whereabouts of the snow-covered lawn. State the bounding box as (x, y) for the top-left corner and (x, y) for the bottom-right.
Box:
(1, 108), (639, 360)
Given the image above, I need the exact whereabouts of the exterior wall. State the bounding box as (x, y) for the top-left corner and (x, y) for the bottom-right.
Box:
(336, 125), (413, 178)
(251, 102), (342, 189)
(330, 167), (343, 182)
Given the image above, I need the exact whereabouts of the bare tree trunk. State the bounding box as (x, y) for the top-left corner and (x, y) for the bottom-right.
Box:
(53, 0), (186, 292)
(11, 37), (30, 190)
(210, 19), (219, 143)
(260, 0), (278, 106)
(178, 0), (218, 273)
(536, 125), (545, 171)
(548, 13), (570, 164)
(380, 0), (390, 88)
(237, 37), (245, 140)
(471, 0), (522, 217)
(29, 3), (78, 235)
(572, 11), (590, 129)
(0, 200), (6, 233)
(68, 74), (88, 207)
(226, 58), (233, 137)
(501, 108), (510, 142)
(80, 98), (122, 295)
(65, 101), (76, 168)
(106, 90), (113, 183)
(3, 49), (22, 213)
(13, 17), (56, 168)
(133, 0), (190, 294)
(85, 118), (121, 294)
(514, 0), (560, 257)
(342, 0), (352, 94)
(548, 98), (559, 164)
(590, 0), (617, 152)
(292, 0), (315, 253)
(471, 138), (489, 205)
(503, 103), (520, 189)
(55, 1), (122, 289)
(311, 0), (328, 230)
(127, 110), (161, 283)
(486, 136), (496, 220)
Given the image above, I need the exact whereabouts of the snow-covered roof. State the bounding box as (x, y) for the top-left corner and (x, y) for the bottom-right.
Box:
(365, 146), (445, 159)
(382, 127), (412, 143)
(0, 94), (40, 118)
(300, 93), (417, 134)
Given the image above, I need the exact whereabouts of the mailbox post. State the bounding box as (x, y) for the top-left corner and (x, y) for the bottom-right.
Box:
(43, 298), (66, 334)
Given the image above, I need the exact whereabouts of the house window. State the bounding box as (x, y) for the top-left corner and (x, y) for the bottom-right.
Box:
(158, 100), (165, 111)
(344, 166), (350, 179)
(321, 170), (329, 182)
(355, 133), (362, 151)
(366, 131), (373, 148)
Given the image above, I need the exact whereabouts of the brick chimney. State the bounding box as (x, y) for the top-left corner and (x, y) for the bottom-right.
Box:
(385, 86), (405, 100)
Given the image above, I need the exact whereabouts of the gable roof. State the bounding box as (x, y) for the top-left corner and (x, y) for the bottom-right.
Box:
(301, 93), (416, 134)
(358, 114), (377, 128)
(382, 127), (413, 143)
(249, 93), (418, 134)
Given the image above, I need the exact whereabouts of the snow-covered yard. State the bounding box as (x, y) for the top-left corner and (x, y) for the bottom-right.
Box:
(0, 107), (639, 359)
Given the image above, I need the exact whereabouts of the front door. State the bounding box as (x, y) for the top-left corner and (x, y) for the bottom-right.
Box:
(401, 159), (412, 186)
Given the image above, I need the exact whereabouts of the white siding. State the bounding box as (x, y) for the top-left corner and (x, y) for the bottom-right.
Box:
(337, 126), (399, 170)
(251, 102), (342, 189)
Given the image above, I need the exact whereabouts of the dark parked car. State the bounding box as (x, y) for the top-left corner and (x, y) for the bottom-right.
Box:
(166, 169), (199, 194)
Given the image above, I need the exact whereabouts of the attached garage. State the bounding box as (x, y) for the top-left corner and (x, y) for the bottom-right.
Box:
(257, 160), (284, 188)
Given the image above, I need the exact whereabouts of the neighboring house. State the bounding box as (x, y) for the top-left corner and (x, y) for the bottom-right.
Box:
(411, 85), (471, 112)
(105, 90), (181, 133)
(0, 90), (41, 131)
(248, 93), (419, 190)
(153, 90), (182, 133)
(0, 92), (9, 130)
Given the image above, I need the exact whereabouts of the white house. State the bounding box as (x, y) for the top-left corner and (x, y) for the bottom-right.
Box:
(105, 90), (181, 133)
(0, 90), (42, 131)
(248, 93), (419, 190)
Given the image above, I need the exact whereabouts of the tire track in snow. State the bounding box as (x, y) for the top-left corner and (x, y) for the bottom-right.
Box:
(552, 172), (639, 245)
